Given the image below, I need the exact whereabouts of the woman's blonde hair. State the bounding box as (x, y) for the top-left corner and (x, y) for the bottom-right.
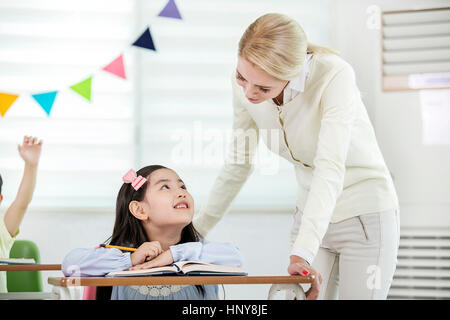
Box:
(238, 13), (339, 80)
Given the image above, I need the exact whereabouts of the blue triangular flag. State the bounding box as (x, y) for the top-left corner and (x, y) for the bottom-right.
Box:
(158, 0), (182, 19)
(132, 27), (156, 51)
(31, 91), (58, 116)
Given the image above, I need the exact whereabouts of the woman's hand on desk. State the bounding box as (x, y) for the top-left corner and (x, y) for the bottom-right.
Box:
(130, 250), (174, 270)
(288, 255), (322, 300)
(130, 241), (163, 266)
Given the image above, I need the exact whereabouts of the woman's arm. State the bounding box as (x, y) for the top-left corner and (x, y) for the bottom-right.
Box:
(291, 64), (356, 263)
(288, 64), (356, 300)
(62, 247), (132, 277)
(193, 73), (259, 237)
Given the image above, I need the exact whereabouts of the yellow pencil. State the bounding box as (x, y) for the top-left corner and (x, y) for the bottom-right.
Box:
(99, 244), (137, 252)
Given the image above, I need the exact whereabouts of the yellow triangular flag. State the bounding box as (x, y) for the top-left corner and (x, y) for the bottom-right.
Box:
(0, 93), (19, 117)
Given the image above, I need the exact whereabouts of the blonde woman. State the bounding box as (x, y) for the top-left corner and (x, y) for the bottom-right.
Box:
(193, 13), (400, 300)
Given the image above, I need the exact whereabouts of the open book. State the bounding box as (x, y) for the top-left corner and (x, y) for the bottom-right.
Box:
(106, 261), (247, 277)
(0, 258), (36, 265)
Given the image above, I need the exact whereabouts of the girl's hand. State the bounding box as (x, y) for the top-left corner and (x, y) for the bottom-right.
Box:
(288, 255), (323, 300)
(18, 136), (42, 166)
(130, 241), (163, 266)
(130, 249), (174, 270)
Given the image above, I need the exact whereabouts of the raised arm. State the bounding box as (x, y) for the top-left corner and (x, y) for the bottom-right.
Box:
(3, 136), (42, 237)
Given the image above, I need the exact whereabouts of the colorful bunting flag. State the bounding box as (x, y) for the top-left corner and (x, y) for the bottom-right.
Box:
(102, 54), (126, 79)
(158, 0), (182, 20)
(0, 93), (19, 117)
(2, 5), (187, 118)
(132, 27), (156, 51)
(31, 91), (58, 116)
(70, 76), (93, 102)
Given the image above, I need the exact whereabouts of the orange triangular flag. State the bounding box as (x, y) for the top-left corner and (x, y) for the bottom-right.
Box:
(0, 92), (19, 117)
(102, 54), (126, 79)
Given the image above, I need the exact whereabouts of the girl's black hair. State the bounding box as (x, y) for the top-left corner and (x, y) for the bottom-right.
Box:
(0, 174), (3, 194)
(96, 165), (204, 300)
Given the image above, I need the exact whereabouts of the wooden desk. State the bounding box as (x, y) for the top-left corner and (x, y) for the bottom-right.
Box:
(0, 264), (61, 271)
(0, 264), (62, 300)
(48, 275), (314, 287)
(48, 275), (313, 300)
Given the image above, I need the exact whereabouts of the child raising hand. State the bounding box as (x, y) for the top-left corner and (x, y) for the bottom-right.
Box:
(17, 136), (43, 167)
(1, 136), (43, 292)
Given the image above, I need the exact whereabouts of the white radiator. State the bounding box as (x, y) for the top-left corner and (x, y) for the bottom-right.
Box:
(388, 228), (450, 300)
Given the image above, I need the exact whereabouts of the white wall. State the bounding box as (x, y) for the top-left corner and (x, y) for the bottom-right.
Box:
(331, 0), (450, 229)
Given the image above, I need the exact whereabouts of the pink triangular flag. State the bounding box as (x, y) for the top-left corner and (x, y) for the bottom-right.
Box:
(102, 54), (126, 79)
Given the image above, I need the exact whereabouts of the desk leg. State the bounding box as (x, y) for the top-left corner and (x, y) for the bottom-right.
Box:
(51, 286), (82, 300)
(267, 284), (306, 300)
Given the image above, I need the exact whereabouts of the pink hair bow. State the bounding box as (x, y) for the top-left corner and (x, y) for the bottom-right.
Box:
(122, 169), (147, 191)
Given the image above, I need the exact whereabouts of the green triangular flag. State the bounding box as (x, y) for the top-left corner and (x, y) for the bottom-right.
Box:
(70, 76), (92, 101)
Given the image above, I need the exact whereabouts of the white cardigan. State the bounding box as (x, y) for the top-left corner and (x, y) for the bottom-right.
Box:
(193, 53), (399, 264)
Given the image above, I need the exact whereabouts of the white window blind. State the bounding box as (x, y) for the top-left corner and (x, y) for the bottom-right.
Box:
(382, 7), (450, 91)
(0, 0), (136, 209)
(0, 0), (333, 211)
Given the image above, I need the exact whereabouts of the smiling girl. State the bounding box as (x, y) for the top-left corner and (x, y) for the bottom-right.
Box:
(62, 165), (243, 300)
